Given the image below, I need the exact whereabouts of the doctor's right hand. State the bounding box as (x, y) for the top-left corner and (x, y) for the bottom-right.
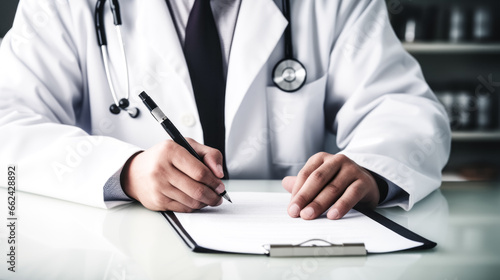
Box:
(120, 138), (225, 212)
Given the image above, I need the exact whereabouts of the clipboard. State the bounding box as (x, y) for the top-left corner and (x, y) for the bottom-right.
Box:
(161, 192), (436, 257)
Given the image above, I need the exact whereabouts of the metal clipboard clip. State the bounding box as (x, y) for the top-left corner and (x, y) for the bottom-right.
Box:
(264, 239), (366, 257)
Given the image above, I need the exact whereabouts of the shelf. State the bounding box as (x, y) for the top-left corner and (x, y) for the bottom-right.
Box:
(403, 42), (500, 54)
(452, 131), (500, 141)
(442, 172), (468, 182)
(441, 171), (498, 182)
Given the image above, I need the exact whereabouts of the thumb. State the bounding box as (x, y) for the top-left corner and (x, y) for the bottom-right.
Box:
(282, 176), (297, 193)
(186, 138), (225, 179)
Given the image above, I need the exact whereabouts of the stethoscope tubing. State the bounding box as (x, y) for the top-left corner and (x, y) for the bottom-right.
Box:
(272, 0), (307, 92)
(282, 0), (293, 59)
(95, 0), (130, 107)
(94, 0), (308, 118)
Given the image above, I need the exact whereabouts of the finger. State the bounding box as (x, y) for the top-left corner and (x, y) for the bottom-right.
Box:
(165, 185), (224, 209)
(290, 152), (331, 201)
(294, 155), (357, 219)
(298, 180), (345, 220)
(287, 154), (327, 218)
(143, 182), (208, 212)
(153, 193), (204, 213)
(300, 161), (358, 218)
(187, 138), (225, 178)
(332, 155), (365, 190)
(170, 142), (224, 192)
(328, 163), (358, 195)
(288, 160), (341, 218)
(160, 182), (210, 210)
(327, 179), (368, 220)
(167, 165), (223, 207)
(165, 201), (201, 213)
(282, 176), (296, 193)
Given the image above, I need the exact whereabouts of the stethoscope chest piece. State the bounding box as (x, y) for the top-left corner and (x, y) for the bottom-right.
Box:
(273, 58), (307, 92)
(272, 0), (307, 93)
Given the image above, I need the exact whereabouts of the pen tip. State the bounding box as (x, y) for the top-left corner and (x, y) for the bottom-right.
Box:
(223, 193), (232, 203)
(219, 190), (232, 203)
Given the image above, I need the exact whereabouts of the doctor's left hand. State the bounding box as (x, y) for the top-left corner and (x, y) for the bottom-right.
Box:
(283, 153), (380, 220)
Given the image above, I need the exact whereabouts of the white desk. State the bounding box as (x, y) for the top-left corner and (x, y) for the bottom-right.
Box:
(1, 180), (499, 280)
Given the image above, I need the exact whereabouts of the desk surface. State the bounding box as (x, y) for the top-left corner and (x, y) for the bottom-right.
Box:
(1, 180), (500, 280)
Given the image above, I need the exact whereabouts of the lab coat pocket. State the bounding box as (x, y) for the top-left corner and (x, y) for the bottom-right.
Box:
(266, 74), (327, 165)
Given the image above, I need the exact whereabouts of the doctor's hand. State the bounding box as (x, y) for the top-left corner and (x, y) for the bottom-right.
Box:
(120, 138), (225, 212)
(283, 153), (380, 220)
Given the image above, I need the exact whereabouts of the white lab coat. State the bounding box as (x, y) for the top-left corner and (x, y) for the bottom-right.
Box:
(0, 0), (450, 209)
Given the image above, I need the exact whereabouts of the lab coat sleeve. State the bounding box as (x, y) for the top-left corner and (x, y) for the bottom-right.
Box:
(0, 0), (141, 208)
(326, 0), (451, 210)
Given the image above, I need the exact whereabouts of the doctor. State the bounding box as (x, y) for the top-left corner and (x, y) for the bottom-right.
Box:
(0, 0), (450, 220)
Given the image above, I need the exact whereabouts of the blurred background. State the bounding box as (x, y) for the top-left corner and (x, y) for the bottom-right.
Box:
(0, 0), (499, 182)
(386, 0), (500, 182)
(0, 0), (18, 41)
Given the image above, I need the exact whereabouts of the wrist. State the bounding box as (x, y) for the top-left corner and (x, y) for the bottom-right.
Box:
(120, 151), (143, 201)
(367, 170), (389, 204)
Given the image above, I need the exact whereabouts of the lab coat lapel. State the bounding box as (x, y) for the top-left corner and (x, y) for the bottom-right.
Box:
(225, 0), (287, 137)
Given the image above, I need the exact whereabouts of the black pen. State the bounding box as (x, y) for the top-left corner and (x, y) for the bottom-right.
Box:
(139, 91), (232, 203)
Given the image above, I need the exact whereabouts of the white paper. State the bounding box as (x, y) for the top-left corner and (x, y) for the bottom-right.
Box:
(174, 192), (423, 254)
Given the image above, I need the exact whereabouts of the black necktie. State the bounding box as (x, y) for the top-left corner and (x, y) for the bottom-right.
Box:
(184, 0), (228, 178)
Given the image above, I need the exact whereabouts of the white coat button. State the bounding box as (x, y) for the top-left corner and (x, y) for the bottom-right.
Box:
(181, 113), (196, 127)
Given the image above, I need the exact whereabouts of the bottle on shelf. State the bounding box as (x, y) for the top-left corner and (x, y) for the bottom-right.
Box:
(388, 2), (500, 44)
(435, 88), (498, 133)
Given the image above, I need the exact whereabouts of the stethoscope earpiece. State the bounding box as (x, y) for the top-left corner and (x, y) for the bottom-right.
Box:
(118, 98), (129, 109)
(109, 103), (121, 114)
(109, 98), (140, 118)
(96, 0), (139, 119)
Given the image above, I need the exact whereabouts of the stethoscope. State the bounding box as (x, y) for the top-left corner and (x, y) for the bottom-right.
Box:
(272, 0), (307, 92)
(95, 0), (140, 118)
(95, 0), (307, 118)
